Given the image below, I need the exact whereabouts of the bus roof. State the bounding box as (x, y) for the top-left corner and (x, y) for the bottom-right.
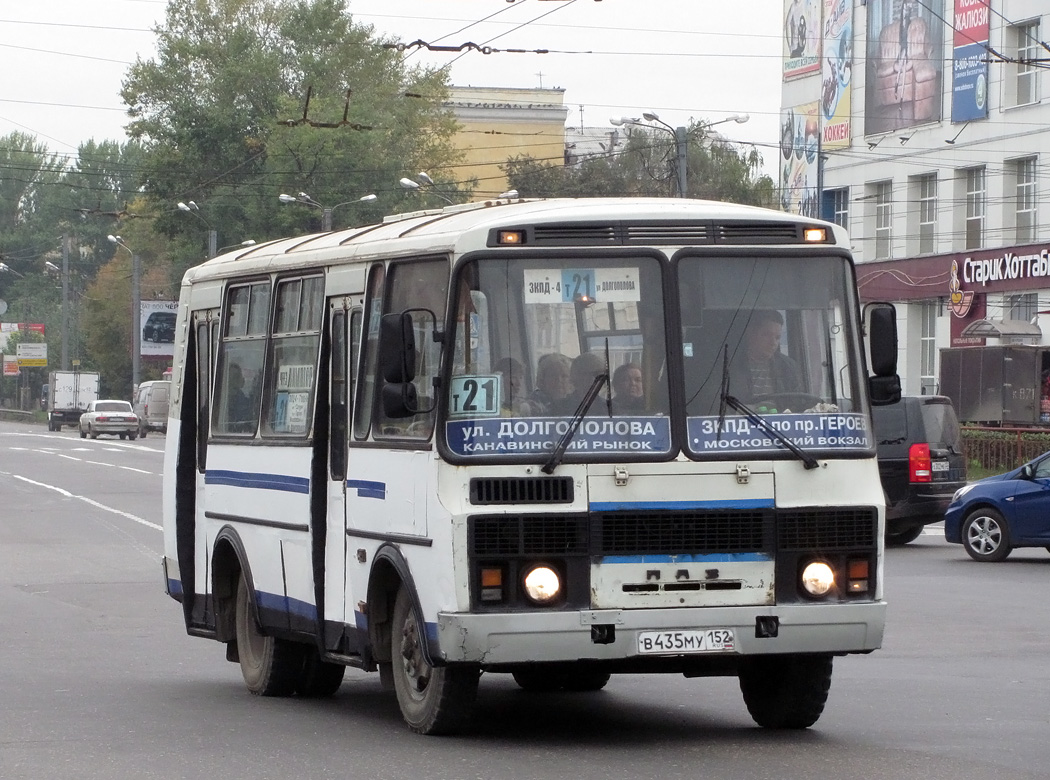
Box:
(183, 197), (843, 283)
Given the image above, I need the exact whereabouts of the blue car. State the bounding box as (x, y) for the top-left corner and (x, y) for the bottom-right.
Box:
(944, 450), (1050, 561)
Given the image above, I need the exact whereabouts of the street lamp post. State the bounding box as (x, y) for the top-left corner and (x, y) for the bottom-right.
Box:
(399, 173), (455, 205)
(177, 201), (218, 258)
(611, 112), (750, 198)
(107, 235), (140, 392)
(279, 192), (377, 231)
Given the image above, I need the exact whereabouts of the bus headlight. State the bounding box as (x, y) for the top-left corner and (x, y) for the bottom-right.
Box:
(522, 565), (561, 605)
(801, 561), (835, 597)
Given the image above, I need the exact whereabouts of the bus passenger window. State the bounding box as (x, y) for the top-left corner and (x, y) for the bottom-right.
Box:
(214, 281), (269, 436)
(264, 275), (324, 437)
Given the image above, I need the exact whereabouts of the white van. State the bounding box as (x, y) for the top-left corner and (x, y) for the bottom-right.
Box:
(134, 380), (170, 437)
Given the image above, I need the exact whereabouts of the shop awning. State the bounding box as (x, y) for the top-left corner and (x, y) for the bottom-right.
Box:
(959, 318), (1042, 338)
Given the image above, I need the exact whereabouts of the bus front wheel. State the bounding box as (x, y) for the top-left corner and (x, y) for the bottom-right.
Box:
(235, 575), (302, 697)
(738, 654), (832, 729)
(391, 586), (479, 735)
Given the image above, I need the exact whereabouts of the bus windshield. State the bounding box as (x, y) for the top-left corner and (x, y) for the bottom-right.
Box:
(443, 255), (671, 460)
(678, 253), (870, 457)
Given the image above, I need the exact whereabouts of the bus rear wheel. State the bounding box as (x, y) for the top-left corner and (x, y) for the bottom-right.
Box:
(235, 575), (303, 697)
(391, 586), (479, 735)
(296, 648), (345, 697)
(738, 654), (832, 729)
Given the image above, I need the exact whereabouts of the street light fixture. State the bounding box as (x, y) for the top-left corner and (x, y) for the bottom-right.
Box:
(0, 262), (25, 278)
(399, 173), (455, 205)
(610, 112), (750, 198)
(176, 201), (218, 258)
(278, 192), (377, 231)
(107, 235), (141, 391)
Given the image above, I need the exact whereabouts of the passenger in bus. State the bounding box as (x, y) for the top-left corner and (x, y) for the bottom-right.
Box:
(612, 362), (647, 414)
(529, 353), (572, 414)
(494, 357), (536, 416)
(553, 352), (607, 415)
(226, 363), (256, 433)
(735, 309), (804, 401)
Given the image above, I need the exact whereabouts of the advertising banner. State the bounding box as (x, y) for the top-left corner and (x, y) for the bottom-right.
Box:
(779, 102), (820, 218)
(820, 0), (853, 149)
(140, 301), (178, 357)
(865, 0), (944, 135)
(783, 0), (822, 79)
(952, 0), (990, 122)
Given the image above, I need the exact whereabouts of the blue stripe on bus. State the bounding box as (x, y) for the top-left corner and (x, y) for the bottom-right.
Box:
(257, 590), (318, 620)
(589, 499), (776, 511)
(347, 479), (386, 500)
(205, 470), (310, 493)
(602, 553), (772, 564)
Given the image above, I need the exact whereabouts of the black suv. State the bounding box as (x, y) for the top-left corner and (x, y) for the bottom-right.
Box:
(872, 395), (968, 545)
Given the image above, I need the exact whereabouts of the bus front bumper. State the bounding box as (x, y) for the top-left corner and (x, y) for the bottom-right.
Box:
(435, 602), (886, 664)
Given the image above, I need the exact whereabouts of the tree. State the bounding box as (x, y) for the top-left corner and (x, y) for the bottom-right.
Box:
(121, 0), (467, 269)
(502, 120), (775, 206)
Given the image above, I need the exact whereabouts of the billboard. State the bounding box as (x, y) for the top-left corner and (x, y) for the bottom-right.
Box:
(865, 0), (944, 135)
(140, 301), (178, 357)
(820, 0), (853, 150)
(779, 102), (821, 218)
(952, 0), (990, 122)
(783, 0), (822, 79)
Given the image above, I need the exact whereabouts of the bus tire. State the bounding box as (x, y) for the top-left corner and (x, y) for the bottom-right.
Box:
(235, 575), (303, 697)
(511, 668), (565, 692)
(296, 648), (345, 697)
(391, 586), (479, 735)
(738, 654), (832, 729)
(563, 669), (611, 692)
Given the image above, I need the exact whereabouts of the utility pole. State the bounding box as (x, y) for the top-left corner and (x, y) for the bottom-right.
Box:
(207, 230), (218, 259)
(132, 254), (140, 391)
(674, 126), (688, 198)
(61, 234), (70, 370)
(322, 209), (333, 232)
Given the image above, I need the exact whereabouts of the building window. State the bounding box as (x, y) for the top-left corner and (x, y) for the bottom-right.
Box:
(1013, 22), (1040, 106)
(1015, 157), (1037, 244)
(831, 188), (848, 229)
(918, 174), (937, 254)
(920, 301), (937, 396)
(875, 181), (892, 259)
(1006, 292), (1037, 323)
(965, 167), (985, 250)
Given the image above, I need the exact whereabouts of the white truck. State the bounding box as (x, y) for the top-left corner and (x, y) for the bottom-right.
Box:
(47, 370), (100, 431)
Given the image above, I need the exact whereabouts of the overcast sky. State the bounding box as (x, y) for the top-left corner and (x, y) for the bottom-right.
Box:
(0, 0), (784, 168)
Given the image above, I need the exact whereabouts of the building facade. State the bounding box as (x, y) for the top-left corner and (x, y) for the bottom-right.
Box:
(781, 0), (1047, 396)
(445, 86), (569, 199)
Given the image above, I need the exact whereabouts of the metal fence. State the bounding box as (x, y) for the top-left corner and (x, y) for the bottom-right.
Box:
(961, 427), (1050, 475)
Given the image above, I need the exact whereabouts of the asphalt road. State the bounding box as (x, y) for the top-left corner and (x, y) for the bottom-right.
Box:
(1, 420), (1047, 780)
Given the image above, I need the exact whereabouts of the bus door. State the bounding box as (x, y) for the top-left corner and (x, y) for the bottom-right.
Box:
(323, 299), (360, 649)
(344, 261), (448, 542)
(189, 308), (219, 622)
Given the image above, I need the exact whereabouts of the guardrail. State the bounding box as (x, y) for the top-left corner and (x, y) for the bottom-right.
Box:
(962, 426), (1050, 475)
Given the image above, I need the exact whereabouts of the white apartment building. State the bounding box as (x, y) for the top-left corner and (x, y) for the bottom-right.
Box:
(781, 0), (1047, 396)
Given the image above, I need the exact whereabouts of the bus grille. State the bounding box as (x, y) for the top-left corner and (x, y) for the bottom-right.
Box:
(777, 508), (878, 550)
(470, 476), (574, 505)
(596, 510), (771, 554)
(469, 507), (877, 557)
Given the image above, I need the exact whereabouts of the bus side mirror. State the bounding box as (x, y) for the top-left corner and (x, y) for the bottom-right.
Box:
(866, 303), (901, 406)
(382, 381), (419, 418)
(380, 312), (417, 383)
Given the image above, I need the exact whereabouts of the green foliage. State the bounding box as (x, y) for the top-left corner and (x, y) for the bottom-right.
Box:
(122, 0), (467, 257)
(503, 120), (775, 205)
(961, 427), (1050, 478)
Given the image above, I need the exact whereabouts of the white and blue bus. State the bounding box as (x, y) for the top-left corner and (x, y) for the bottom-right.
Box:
(161, 197), (900, 734)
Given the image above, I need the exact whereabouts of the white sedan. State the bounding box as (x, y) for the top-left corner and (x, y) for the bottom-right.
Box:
(79, 400), (139, 440)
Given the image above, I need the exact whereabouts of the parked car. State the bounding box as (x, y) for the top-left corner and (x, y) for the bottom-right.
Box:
(871, 395), (967, 545)
(79, 400), (139, 440)
(133, 380), (170, 437)
(944, 450), (1050, 561)
(143, 311), (176, 342)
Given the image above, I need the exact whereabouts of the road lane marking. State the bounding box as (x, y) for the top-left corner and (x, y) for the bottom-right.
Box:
(24, 450), (157, 475)
(5, 472), (162, 531)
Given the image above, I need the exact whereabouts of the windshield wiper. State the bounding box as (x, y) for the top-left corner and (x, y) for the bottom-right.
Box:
(723, 394), (820, 470)
(717, 345), (730, 439)
(542, 370), (610, 475)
